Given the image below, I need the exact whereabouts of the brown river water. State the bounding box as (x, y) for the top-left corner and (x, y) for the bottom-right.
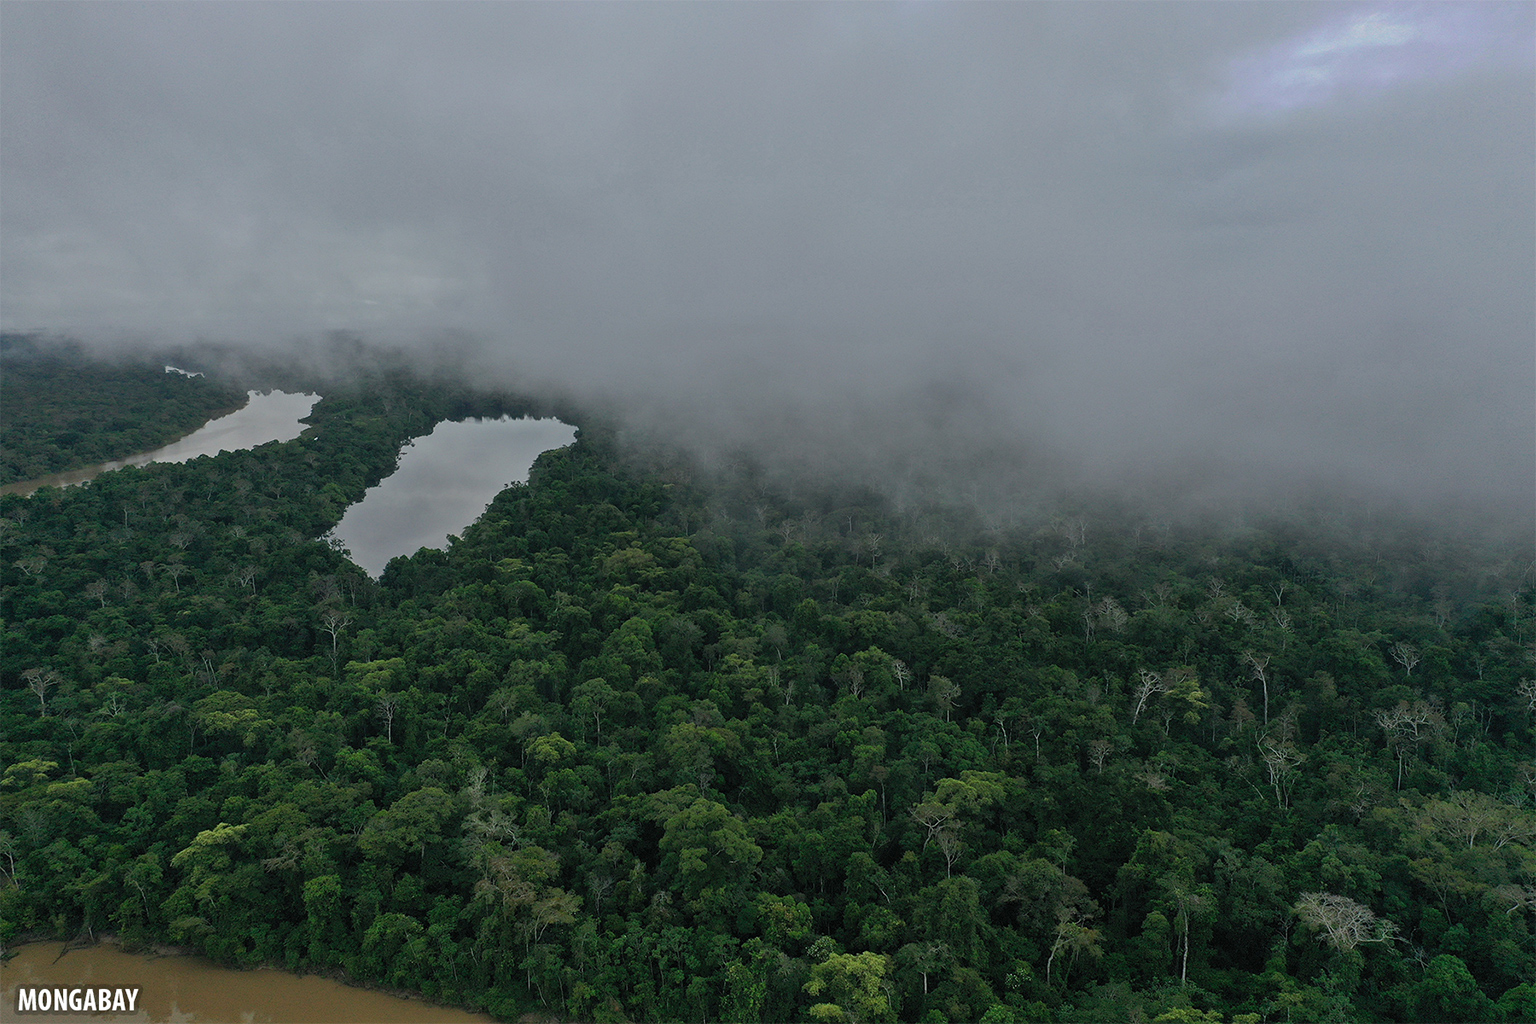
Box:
(1, 942), (495, 1023)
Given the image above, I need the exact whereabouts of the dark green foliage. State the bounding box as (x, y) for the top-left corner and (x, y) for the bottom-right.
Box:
(1, 334), (248, 484)
(2, 347), (1533, 1022)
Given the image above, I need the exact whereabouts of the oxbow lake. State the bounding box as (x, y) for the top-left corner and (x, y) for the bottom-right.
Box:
(3, 390), (575, 580)
(0, 941), (493, 1023)
(0, 389), (320, 497)
(331, 416), (576, 578)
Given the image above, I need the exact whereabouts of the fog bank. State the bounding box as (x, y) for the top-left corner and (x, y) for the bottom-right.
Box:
(3, 3), (1531, 526)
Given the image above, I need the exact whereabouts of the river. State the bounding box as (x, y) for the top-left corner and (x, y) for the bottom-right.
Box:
(2, 398), (575, 581)
(330, 416), (576, 577)
(0, 389), (320, 497)
(0, 942), (494, 1023)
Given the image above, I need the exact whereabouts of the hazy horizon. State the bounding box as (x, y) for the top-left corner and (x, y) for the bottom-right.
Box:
(3, 2), (1532, 527)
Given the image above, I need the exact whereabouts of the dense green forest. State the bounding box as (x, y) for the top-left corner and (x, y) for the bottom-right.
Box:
(0, 334), (248, 485)
(2, 348), (1534, 1023)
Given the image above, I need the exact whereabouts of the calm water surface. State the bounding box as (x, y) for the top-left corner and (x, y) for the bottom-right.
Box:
(331, 416), (575, 577)
(0, 390), (320, 496)
(1, 942), (493, 1023)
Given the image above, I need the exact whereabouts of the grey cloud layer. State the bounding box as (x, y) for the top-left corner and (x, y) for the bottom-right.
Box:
(3, 2), (1531, 518)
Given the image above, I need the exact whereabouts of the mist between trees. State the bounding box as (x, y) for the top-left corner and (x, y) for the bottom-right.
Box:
(2, 344), (1534, 1023)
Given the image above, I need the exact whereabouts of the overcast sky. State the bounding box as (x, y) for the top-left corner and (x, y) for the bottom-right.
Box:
(3, 2), (1532, 521)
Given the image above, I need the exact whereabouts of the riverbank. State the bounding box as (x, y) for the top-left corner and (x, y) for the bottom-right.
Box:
(0, 339), (253, 488)
(330, 414), (575, 576)
(1, 938), (495, 1023)
(0, 389), (318, 497)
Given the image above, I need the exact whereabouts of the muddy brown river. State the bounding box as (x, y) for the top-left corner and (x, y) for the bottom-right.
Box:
(1, 942), (494, 1023)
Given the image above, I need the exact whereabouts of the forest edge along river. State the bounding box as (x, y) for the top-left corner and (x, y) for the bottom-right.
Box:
(2, 389), (576, 578)
(2, 384), (567, 1020)
(0, 389), (321, 497)
(2, 941), (495, 1023)
(329, 416), (577, 577)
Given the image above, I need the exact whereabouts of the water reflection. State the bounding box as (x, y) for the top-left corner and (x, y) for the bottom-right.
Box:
(331, 416), (576, 578)
(0, 390), (320, 496)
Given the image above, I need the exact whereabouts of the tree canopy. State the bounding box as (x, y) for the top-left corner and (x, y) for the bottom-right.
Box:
(2, 344), (1533, 1022)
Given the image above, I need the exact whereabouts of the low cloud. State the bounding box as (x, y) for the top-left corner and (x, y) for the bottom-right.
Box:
(3, 3), (1531, 525)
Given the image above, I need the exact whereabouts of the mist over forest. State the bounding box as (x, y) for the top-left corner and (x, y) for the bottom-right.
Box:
(3, 2), (1532, 531)
(6, 9), (1536, 1023)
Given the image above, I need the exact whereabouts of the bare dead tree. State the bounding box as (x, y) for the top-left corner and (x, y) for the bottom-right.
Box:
(21, 668), (60, 717)
(1491, 884), (1536, 919)
(1225, 600), (1257, 627)
(770, 665), (793, 708)
(1161, 879), (1209, 986)
(1271, 607), (1294, 650)
(587, 873), (615, 918)
(1389, 641), (1421, 678)
(1088, 738), (1113, 774)
(910, 801), (958, 852)
(1258, 738), (1305, 809)
(1059, 516), (1087, 550)
(1244, 651), (1273, 726)
(1294, 892), (1396, 952)
(0, 830), (17, 884)
(377, 693), (399, 743)
(1131, 669), (1164, 725)
(934, 825), (963, 877)
(1045, 907), (1102, 989)
(1374, 701), (1444, 790)
(13, 556), (46, 578)
(233, 565), (259, 594)
(320, 610), (350, 673)
(844, 661), (866, 699)
(1517, 677), (1536, 715)
(1097, 597), (1129, 635)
